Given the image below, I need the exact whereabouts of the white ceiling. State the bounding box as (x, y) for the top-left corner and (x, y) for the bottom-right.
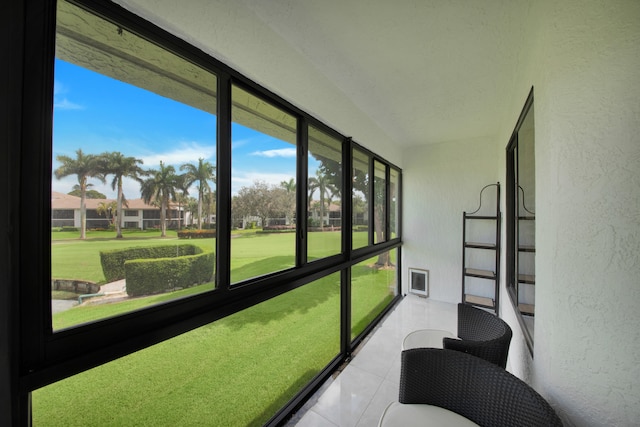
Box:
(116, 0), (531, 156)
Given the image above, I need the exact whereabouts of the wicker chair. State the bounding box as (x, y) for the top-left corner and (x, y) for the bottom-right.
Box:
(442, 303), (512, 368)
(398, 348), (563, 427)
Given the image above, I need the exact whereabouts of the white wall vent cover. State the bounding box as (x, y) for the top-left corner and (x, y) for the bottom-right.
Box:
(408, 268), (429, 297)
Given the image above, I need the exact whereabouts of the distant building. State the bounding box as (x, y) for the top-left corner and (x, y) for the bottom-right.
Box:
(51, 191), (186, 230)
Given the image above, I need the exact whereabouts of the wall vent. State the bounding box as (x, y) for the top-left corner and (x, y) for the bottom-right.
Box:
(408, 268), (429, 297)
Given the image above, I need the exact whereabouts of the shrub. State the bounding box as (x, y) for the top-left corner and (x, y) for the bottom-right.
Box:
(308, 226), (341, 232)
(259, 225), (296, 233)
(177, 229), (216, 239)
(308, 218), (321, 227)
(100, 245), (200, 282)
(125, 250), (214, 297)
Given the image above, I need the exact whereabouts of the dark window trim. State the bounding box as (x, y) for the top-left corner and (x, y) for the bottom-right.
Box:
(506, 87), (534, 355)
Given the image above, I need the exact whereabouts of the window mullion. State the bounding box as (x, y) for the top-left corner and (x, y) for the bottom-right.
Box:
(216, 74), (232, 290)
(368, 156), (374, 246)
(385, 164), (391, 243)
(297, 118), (308, 266)
(343, 137), (353, 258)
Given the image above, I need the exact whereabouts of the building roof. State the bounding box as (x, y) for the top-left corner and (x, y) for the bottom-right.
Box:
(51, 191), (178, 210)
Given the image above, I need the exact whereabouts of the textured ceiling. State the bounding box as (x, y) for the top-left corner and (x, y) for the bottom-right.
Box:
(115, 0), (531, 154)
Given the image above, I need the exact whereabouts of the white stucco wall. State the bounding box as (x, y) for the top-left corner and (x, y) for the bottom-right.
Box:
(523, 1), (640, 425)
(401, 137), (500, 302)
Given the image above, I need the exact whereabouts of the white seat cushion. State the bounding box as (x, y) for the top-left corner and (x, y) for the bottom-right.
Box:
(402, 329), (456, 350)
(378, 402), (479, 427)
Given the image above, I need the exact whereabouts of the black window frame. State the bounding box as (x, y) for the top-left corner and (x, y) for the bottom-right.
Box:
(9, 0), (404, 425)
(506, 87), (535, 355)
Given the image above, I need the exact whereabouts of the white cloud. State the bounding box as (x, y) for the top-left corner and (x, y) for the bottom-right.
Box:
(54, 98), (85, 110)
(141, 141), (216, 168)
(231, 171), (295, 195)
(250, 148), (297, 158)
(53, 80), (84, 110)
(53, 80), (67, 96)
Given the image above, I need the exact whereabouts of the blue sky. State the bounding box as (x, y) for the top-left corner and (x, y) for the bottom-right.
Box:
(52, 59), (298, 199)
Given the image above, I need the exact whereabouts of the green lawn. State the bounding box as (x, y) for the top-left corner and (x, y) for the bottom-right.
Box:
(41, 230), (396, 426)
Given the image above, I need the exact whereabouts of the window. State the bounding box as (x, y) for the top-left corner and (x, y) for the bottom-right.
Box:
(52, 0), (217, 329)
(352, 148), (370, 249)
(230, 84), (297, 284)
(35, 272), (341, 426)
(351, 249), (398, 340)
(390, 168), (400, 240)
(308, 125), (343, 260)
(506, 88), (535, 352)
(373, 160), (387, 244)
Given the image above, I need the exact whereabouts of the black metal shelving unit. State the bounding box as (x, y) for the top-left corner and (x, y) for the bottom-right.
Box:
(462, 183), (501, 312)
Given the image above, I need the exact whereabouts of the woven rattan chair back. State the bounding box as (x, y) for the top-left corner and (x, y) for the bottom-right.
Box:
(399, 348), (563, 427)
(443, 303), (512, 368)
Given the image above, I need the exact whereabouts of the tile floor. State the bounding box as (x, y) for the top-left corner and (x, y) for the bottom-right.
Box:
(287, 294), (458, 427)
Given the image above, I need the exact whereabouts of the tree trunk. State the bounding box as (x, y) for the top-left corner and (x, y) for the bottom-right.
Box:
(80, 182), (87, 240)
(197, 191), (203, 230)
(374, 208), (392, 267)
(116, 182), (123, 238)
(160, 199), (167, 237)
(319, 190), (325, 230)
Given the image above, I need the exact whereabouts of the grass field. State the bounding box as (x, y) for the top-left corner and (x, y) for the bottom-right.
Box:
(39, 230), (396, 426)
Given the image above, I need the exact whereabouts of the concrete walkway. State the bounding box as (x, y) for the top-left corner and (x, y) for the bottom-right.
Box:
(52, 279), (128, 313)
(100, 279), (127, 294)
(51, 299), (77, 314)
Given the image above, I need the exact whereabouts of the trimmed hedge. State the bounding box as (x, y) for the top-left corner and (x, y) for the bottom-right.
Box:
(100, 245), (200, 282)
(259, 225), (295, 234)
(125, 250), (214, 297)
(308, 226), (341, 232)
(177, 229), (216, 239)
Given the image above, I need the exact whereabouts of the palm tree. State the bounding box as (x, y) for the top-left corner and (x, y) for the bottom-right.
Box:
(180, 158), (215, 230)
(68, 185), (106, 200)
(96, 200), (118, 227)
(203, 187), (216, 227)
(186, 197), (198, 227)
(308, 170), (336, 230)
(280, 178), (296, 225)
(100, 152), (145, 238)
(54, 149), (104, 239)
(140, 161), (179, 237)
(174, 174), (190, 230)
(280, 178), (296, 193)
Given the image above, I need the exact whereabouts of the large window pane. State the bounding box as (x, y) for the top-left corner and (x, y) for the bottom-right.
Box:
(230, 85), (297, 284)
(351, 249), (398, 339)
(308, 126), (343, 260)
(52, 0), (217, 330)
(373, 160), (387, 244)
(352, 148), (370, 249)
(35, 273), (341, 426)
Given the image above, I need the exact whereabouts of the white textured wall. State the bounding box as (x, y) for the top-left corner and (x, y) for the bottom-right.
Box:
(526, 1), (640, 425)
(402, 137), (499, 302)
